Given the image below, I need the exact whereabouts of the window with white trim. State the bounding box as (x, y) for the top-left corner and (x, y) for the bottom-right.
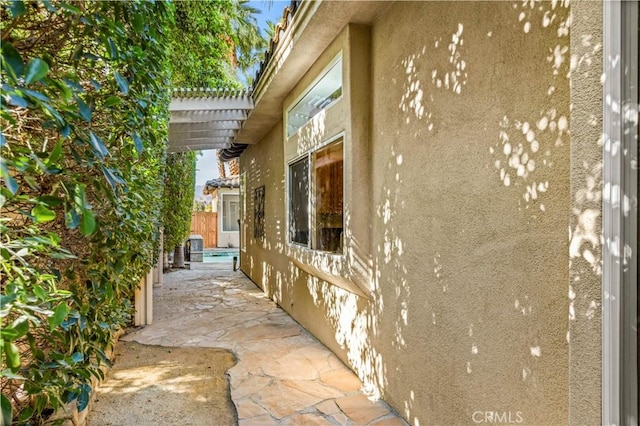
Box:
(288, 139), (344, 253)
(286, 57), (342, 138)
(222, 194), (239, 232)
(240, 173), (247, 251)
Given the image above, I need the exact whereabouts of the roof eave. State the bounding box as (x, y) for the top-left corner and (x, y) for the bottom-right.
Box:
(234, 1), (391, 146)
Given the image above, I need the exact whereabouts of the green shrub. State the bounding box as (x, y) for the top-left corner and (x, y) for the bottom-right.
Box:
(162, 152), (197, 251)
(1, 1), (171, 422)
(1, 0), (257, 421)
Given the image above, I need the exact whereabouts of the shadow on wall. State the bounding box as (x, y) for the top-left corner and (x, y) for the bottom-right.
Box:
(398, 22), (467, 134)
(488, 1), (573, 215)
(243, 1), (625, 425)
(243, 128), (293, 307)
(301, 2), (594, 425)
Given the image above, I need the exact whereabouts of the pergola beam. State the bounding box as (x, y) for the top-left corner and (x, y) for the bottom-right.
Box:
(169, 129), (237, 138)
(170, 137), (234, 145)
(167, 91), (253, 153)
(169, 97), (253, 111)
(170, 110), (248, 123)
(168, 143), (232, 153)
(170, 121), (243, 131)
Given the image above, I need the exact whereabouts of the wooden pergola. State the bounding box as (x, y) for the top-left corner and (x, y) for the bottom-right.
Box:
(168, 88), (253, 153)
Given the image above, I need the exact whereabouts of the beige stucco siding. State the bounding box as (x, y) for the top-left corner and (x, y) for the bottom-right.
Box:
(241, 122), (287, 304)
(568, 1), (603, 424)
(369, 2), (570, 424)
(241, 121), (359, 359)
(240, 1), (604, 425)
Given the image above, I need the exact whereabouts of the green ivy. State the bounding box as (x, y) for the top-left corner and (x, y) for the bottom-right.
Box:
(0, 0), (257, 421)
(170, 0), (238, 88)
(162, 152), (197, 251)
(163, 1), (242, 252)
(1, 1), (171, 422)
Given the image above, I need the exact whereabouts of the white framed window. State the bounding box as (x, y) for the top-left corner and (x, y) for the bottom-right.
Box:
(288, 137), (344, 253)
(240, 173), (247, 251)
(286, 55), (343, 138)
(222, 193), (239, 232)
(279, 26), (372, 297)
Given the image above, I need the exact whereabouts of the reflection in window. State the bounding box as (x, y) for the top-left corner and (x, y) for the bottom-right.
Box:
(223, 194), (239, 232)
(287, 140), (344, 253)
(287, 57), (342, 138)
(289, 157), (309, 245)
(314, 141), (343, 253)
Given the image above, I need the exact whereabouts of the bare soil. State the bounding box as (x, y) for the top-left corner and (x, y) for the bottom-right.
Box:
(87, 341), (237, 426)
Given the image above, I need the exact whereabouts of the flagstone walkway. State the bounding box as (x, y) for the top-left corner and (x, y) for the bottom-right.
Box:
(122, 262), (406, 425)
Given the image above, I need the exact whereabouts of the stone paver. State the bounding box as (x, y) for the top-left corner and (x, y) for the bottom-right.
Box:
(123, 263), (407, 425)
(335, 395), (391, 425)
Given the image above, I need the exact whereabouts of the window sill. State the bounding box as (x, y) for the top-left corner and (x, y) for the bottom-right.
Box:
(287, 244), (371, 299)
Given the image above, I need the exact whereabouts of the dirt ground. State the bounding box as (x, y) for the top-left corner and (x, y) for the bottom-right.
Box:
(87, 341), (237, 426)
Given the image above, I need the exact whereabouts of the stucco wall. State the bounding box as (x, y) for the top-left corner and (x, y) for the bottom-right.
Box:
(241, 123), (288, 300)
(568, 1), (603, 424)
(241, 121), (359, 362)
(368, 3), (572, 424)
(240, 2), (603, 424)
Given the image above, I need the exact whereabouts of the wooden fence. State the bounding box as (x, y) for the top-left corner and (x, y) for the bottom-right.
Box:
(191, 211), (217, 248)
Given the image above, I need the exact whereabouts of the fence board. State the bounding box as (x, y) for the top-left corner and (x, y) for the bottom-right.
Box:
(191, 212), (217, 248)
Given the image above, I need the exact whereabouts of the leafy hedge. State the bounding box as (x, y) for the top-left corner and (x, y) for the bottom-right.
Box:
(172, 0), (237, 88)
(161, 0), (243, 253)
(162, 152), (197, 252)
(1, 1), (172, 422)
